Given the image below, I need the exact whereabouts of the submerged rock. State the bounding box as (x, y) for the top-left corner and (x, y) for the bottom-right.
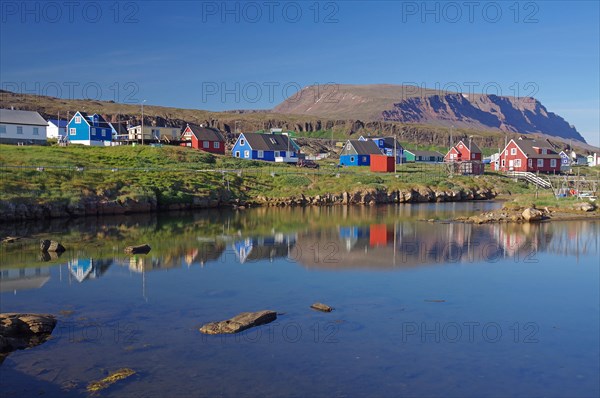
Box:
(199, 310), (277, 335)
(124, 244), (151, 254)
(87, 368), (136, 393)
(310, 303), (334, 312)
(0, 313), (57, 362)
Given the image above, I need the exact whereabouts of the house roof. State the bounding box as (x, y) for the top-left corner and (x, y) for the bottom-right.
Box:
(242, 132), (296, 151)
(0, 109), (48, 126)
(76, 112), (112, 128)
(186, 124), (224, 142)
(47, 119), (68, 128)
(110, 122), (129, 134)
(406, 150), (444, 157)
(347, 140), (382, 155)
(456, 140), (482, 154)
(360, 136), (402, 149)
(513, 139), (560, 159)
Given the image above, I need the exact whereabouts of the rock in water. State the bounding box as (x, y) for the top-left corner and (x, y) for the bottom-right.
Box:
(310, 303), (334, 312)
(0, 313), (57, 361)
(40, 240), (66, 252)
(522, 208), (543, 222)
(199, 310), (277, 334)
(124, 244), (151, 254)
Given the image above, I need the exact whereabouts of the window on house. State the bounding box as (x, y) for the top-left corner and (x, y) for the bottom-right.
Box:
(515, 159), (521, 167)
(257, 150), (264, 158)
(528, 159), (532, 167)
(347, 143), (352, 150)
(511, 148), (516, 155)
(235, 151), (240, 158)
(33, 127), (39, 135)
(240, 139), (245, 146)
(471, 153), (476, 159)
(550, 159), (557, 168)
(501, 159), (505, 167)
(214, 142), (220, 148)
(70, 128), (76, 135)
(350, 156), (355, 162)
(244, 150), (250, 158)
(0, 125), (6, 134)
(537, 159), (544, 167)
(203, 141), (209, 148)
(75, 116), (81, 124)
(16, 126), (23, 134)
(362, 156), (367, 162)
(270, 138), (277, 144)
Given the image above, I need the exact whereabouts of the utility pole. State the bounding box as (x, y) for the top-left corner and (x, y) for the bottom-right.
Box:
(394, 132), (397, 175)
(141, 99), (146, 145)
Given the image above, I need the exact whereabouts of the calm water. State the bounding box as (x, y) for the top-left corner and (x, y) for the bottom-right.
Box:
(1, 203), (599, 398)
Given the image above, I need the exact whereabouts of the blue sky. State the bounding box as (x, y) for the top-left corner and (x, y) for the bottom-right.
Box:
(1, 1), (598, 145)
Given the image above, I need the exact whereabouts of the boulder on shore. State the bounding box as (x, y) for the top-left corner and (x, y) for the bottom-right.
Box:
(0, 313), (57, 362)
(40, 240), (65, 252)
(522, 208), (544, 222)
(199, 310), (277, 335)
(573, 202), (596, 212)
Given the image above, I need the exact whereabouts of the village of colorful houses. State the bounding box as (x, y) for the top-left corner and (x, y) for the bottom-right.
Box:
(1, 108), (599, 175)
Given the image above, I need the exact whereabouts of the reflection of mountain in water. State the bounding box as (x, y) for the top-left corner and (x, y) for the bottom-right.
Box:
(68, 258), (112, 283)
(233, 234), (297, 264)
(0, 266), (52, 293)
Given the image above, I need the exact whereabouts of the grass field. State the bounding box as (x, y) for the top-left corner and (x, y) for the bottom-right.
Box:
(0, 144), (538, 208)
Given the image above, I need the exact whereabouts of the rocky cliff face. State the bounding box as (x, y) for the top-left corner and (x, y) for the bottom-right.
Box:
(380, 93), (585, 142)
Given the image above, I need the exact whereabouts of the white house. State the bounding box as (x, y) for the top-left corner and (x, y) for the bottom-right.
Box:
(0, 109), (48, 145)
(127, 125), (181, 141)
(588, 153), (600, 167)
(47, 119), (68, 139)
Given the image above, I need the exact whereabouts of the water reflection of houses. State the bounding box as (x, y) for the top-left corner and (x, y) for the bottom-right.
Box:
(0, 266), (51, 293)
(296, 222), (551, 270)
(68, 258), (112, 282)
(233, 234), (297, 264)
(122, 242), (226, 272)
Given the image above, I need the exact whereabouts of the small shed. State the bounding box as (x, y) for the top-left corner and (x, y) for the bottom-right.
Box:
(370, 155), (395, 172)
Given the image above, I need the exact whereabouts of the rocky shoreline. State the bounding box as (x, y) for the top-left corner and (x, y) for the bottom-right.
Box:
(455, 202), (598, 224)
(0, 186), (496, 222)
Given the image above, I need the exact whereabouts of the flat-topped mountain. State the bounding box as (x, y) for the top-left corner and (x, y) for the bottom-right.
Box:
(273, 84), (586, 143)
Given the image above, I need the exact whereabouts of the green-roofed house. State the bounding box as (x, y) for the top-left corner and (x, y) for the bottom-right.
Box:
(404, 149), (444, 163)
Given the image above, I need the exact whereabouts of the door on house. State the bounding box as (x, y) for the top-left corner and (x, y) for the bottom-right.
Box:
(508, 159), (514, 170)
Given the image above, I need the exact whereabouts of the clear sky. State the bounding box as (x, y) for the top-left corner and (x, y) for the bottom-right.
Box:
(1, 1), (598, 145)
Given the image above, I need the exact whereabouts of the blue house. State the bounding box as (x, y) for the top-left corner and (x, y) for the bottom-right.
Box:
(339, 139), (382, 166)
(359, 136), (405, 164)
(559, 150), (571, 170)
(232, 132), (299, 163)
(67, 111), (113, 146)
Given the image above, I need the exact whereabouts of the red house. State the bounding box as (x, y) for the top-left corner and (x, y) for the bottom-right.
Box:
(444, 140), (482, 162)
(492, 139), (561, 173)
(181, 124), (225, 154)
(370, 154), (395, 172)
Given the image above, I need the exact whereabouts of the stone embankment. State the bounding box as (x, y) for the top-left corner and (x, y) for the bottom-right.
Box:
(0, 186), (496, 222)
